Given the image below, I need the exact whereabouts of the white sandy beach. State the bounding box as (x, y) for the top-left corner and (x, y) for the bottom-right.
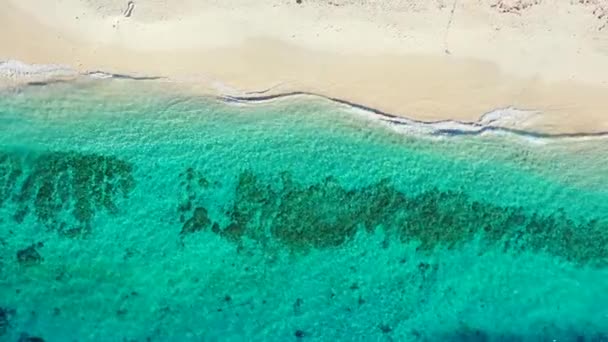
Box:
(1, 0), (608, 133)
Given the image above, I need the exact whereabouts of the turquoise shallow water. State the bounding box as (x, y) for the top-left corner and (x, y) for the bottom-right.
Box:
(1, 80), (608, 341)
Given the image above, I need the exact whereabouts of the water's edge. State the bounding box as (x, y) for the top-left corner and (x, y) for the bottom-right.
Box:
(3, 59), (608, 140)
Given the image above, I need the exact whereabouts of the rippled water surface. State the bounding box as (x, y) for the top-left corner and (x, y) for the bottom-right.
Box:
(1, 80), (608, 341)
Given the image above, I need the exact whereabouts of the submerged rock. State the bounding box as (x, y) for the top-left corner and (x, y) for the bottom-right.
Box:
(180, 207), (212, 235)
(0, 307), (15, 336)
(18, 333), (45, 342)
(177, 168), (216, 237)
(16, 243), (43, 266)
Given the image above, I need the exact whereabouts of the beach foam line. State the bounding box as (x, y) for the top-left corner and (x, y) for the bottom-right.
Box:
(220, 92), (608, 141)
(0, 60), (164, 85)
(84, 70), (163, 81)
(2, 59), (607, 141)
(0, 60), (77, 80)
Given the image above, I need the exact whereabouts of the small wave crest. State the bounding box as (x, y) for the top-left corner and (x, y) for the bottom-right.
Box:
(220, 92), (608, 142)
(0, 60), (77, 80)
(3, 60), (607, 142)
(0, 60), (163, 87)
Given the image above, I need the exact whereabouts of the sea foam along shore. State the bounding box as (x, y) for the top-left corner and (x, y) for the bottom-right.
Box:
(222, 92), (608, 141)
(0, 60), (77, 83)
(4, 58), (607, 142)
(0, 60), (541, 139)
(2, 0), (608, 135)
(0, 60), (163, 85)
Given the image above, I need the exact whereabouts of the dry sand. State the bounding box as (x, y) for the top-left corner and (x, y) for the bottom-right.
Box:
(1, 0), (608, 133)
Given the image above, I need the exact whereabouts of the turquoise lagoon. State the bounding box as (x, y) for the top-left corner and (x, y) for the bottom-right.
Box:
(0, 80), (607, 341)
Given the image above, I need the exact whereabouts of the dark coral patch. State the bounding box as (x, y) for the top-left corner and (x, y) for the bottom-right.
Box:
(180, 207), (212, 235)
(17, 243), (44, 266)
(433, 326), (608, 342)
(177, 168), (214, 235)
(0, 307), (15, 336)
(0, 152), (23, 208)
(177, 169), (608, 265)
(1, 150), (135, 233)
(18, 333), (46, 342)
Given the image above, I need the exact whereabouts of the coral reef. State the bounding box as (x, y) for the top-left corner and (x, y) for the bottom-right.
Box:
(177, 167), (215, 236)
(178, 169), (608, 265)
(0, 307), (15, 337)
(0, 150), (135, 234)
(16, 242), (44, 266)
(434, 325), (608, 341)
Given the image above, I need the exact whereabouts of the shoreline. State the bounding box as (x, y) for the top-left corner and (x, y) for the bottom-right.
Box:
(4, 62), (608, 143)
(2, 0), (608, 134)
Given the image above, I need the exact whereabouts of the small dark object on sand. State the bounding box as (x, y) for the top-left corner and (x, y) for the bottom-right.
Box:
(124, 1), (135, 17)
